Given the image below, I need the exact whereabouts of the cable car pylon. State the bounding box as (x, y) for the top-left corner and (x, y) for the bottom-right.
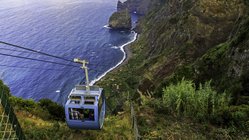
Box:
(74, 58), (90, 94)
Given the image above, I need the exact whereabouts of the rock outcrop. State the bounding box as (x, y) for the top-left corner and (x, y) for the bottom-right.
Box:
(108, 10), (132, 30)
(117, 0), (161, 15)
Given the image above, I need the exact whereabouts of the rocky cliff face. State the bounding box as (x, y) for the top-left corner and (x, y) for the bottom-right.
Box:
(100, 0), (249, 139)
(194, 16), (249, 103)
(125, 0), (249, 102)
(117, 0), (161, 15)
(109, 10), (132, 30)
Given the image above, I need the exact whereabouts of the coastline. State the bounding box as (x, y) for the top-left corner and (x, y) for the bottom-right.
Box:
(90, 31), (138, 85)
(117, 37), (134, 68)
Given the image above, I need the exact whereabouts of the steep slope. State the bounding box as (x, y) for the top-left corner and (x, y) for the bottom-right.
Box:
(1, 0), (249, 139)
(131, 0), (248, 98)
(100, 0), (249, 111)
(194, 17), (249, 103)
(98, 0), (249, 139)
(0, 80), (133, 139)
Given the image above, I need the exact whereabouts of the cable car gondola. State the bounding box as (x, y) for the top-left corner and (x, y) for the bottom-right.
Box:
(65, 59), (106, 130)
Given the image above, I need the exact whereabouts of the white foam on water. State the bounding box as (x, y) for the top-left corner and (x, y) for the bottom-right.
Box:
(111, 46), (119, 49)
(103, 24), (111, 29)
(90, 32), (138, 85)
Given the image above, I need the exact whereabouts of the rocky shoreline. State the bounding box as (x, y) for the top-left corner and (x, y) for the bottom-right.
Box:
(117, 33), (139, 68)
(90, 32), (138, 85)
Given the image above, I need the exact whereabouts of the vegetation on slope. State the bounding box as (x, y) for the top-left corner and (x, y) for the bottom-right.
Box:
(11, 97), (133, 140)
(98, 0), (249, 139)
(13, 101), (133, 140)
(133, 0), (248, 94)
(138, 80), (249, 139)
(1, 0), (249, 139)
(99, 65), (249, 139)
(0, 80), (133, 140)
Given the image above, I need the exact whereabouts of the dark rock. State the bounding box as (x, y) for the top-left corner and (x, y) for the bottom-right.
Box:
(109, 10), (132, 30)
(117, 0), (161, 15)
(117, 1), (127, 12)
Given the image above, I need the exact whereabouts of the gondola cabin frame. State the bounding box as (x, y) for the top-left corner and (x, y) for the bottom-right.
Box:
(65, 85), (105, 130)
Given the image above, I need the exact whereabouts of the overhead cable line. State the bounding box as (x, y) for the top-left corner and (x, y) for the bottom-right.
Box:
(0, 47), (34, 54)
(0, 41), (74, 63)
(0, 64), (81, 72)
(0, 47), (70, 55)
(0, 41), (116, 68)
(0, 52), (78, 68)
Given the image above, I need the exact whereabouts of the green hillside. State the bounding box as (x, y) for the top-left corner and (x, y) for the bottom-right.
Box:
(1, 0), (249, 139)
(0, 81), (133, 140)
(99, 0), (249, 139)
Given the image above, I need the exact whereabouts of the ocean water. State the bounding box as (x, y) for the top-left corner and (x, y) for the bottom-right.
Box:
(0, 0), (137, 104)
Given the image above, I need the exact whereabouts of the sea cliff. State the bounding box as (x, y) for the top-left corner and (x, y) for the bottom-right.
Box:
(100, 0), (249, 139)
(117, 0), (161, 15)
(108, 10), (132, 30)
(2, 0), (249, 139)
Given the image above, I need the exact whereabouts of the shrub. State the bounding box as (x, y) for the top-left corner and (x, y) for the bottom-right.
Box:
(228, 105), (249, 129)
(9, 96), (36, 111)
(9, 96), (64, 121)
(162, 79), (230, 122)
(0, 80), (11, 96)
(39, 99), (65, 121)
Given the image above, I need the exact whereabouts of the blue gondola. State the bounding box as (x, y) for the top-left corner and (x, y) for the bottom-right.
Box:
(65, 59), (106, 129)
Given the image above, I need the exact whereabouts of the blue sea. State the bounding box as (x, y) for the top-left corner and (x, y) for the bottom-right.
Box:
(0, 0), (137, 104)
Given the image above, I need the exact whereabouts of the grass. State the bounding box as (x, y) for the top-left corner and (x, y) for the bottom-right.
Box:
(0, 80), (134, 140)
(1, 2), (249, 139)
(162, 79), (230, 120)
(13, 100), (133, 140)
(137, 80), (249, 139)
